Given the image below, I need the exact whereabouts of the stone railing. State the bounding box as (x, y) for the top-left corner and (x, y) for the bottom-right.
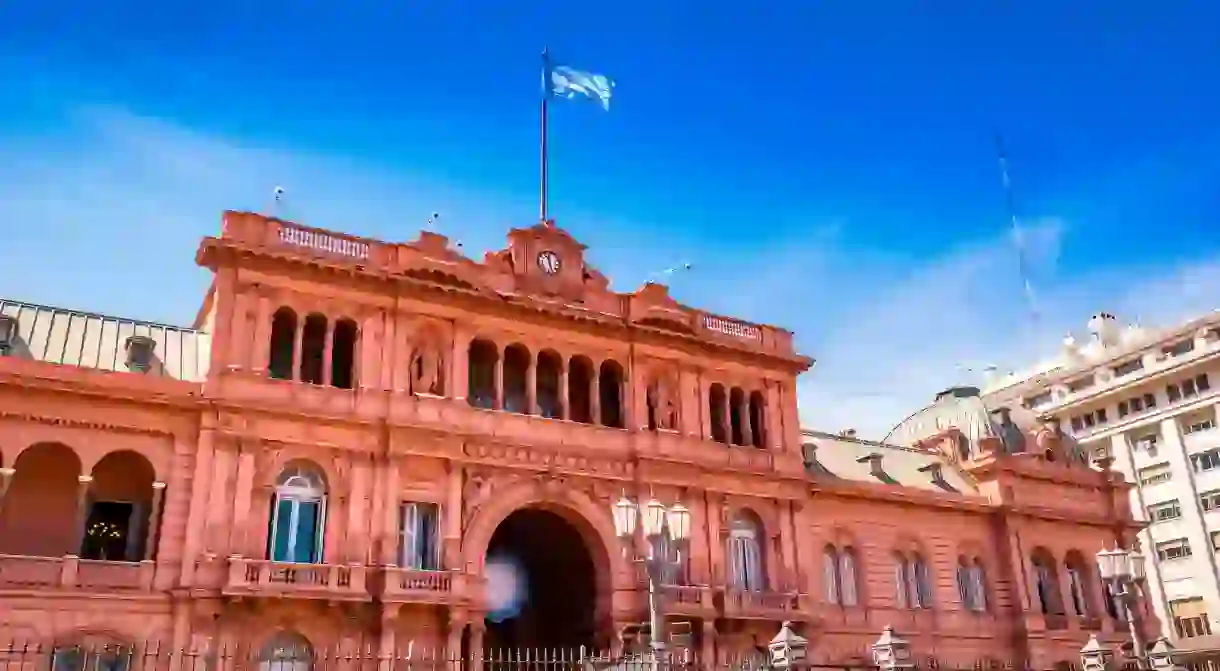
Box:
(224, 557), (369, 600)
(0, 554), (155, 592)
(379, 567), (457, 602)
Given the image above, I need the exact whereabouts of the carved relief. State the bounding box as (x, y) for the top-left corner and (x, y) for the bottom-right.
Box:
(646, 369), (680, 431)
(410, 333), (446, 396)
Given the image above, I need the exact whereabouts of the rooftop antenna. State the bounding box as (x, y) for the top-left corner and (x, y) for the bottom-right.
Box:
(994, 132), (1040, 337)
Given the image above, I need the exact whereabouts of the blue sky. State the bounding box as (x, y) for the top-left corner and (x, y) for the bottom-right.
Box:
(2, 2), (1219, 436)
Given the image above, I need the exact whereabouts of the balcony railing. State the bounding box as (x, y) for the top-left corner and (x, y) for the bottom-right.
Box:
(380, 567), (457, 603)
(224, 557), (369, 601)
(0, 554), (155, 592)
(718, 588), (799, 619)
(663, 585), (715, 616)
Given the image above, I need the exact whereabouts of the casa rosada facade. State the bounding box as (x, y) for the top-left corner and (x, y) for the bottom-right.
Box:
(0, 211), (1156, 668)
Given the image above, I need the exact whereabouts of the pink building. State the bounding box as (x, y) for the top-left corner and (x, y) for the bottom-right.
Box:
(0, 211), (1154, 669)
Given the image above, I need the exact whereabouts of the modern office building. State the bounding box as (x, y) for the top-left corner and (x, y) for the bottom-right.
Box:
(984, 310), (1220, 653)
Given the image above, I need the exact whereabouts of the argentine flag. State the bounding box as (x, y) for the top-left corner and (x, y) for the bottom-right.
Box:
(547, 63), (615, 111)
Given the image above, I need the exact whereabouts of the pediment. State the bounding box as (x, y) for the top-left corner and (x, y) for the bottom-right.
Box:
(398, 231), (488, 293)
(629, 282), (696, 335)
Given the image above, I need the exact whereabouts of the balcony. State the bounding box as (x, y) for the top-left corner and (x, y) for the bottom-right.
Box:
(717, 588), (799, 620)
(223, 557), (369, 601)
(0, 555), (155, 592)
(662, 585), (715, 618)
(379, 567), (459, 604)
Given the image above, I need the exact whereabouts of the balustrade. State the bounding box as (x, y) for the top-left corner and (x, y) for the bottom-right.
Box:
(0, 555), (155, 592)
(719, 587), (799, 619)
(379, 567), (457, 603)
(224, 558), (369, 601)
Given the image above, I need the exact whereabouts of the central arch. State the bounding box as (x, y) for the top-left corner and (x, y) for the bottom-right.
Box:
(463, 481), (622, 654)
(484, 507), (600, 651)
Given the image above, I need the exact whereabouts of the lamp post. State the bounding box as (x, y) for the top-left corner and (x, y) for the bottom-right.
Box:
(1096, 546), (1148, 667)
(612, 496), (692, 663)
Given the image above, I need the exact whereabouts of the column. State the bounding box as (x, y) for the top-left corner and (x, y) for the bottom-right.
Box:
(741, 395), (754, 447)
(526, 353), (537, 414)
(251, 293), (273, 375)
(381, 461), (400, 565)
(446, 612), (467, 659)
(699, 377), (712, 440)
(231, 447), (256, 558)
(468, 622), (485, 671)
(589, 362), (601, 425)
(765, 382), (784, 450)
(0, 467), (14, 507)
(444, 464), (463, 569)
(721, 389), (732, 444)
(180, 427), (215, 585)
(70, 475), (93, 556)
(450, 327), (470, 401)
(228, 290), (252, 372)
(145, 482), (167, 561)
(292, 319), (305, 381)
(322, 319), (336, 387)
(493, 349), (504, 410)
(559, 359), (569, 420)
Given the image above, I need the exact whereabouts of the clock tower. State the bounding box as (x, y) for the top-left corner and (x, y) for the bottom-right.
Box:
(505, 219), (589, 301)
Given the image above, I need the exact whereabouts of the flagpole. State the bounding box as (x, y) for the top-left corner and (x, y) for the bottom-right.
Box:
(540, 48), (550, 223)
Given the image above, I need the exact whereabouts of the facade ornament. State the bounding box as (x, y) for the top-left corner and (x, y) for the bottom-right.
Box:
(647, 370), (679, 431)
(410, 337), (444, 396)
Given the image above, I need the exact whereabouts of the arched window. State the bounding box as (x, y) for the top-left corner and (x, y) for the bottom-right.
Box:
(1064, 550), (1094, 617)
(956, 556), (988, 612)
(654, 517), (689, 585)
(726, 511), (765, 591)
(895, 551), (931, 609)
(1031, 549), (1064, 615)
(268, 308), (297, 381)
(259, 631), (314, 671)
(824, 544), (859, 606)
(267, 464), (327, 564)
(52, 646), (132, 671)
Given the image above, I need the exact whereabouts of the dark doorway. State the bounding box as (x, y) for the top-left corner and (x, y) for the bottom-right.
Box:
(483, 508), (599, 653)
(81, 500), (139, 561)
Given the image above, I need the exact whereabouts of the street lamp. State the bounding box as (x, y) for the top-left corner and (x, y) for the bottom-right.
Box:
(612, 496), (692, 662)
(1096, 546), (1148, 666)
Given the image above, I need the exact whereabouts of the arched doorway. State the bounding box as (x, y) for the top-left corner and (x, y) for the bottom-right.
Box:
(483, 507), (601, 653)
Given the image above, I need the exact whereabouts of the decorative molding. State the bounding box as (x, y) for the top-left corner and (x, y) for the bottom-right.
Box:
(0, 410), (173, 438)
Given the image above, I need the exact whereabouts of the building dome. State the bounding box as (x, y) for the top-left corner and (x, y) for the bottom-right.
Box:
(883, 386), (1039, 459)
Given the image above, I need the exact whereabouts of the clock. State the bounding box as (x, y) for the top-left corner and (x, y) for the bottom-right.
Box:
(537, 250), (561, 275)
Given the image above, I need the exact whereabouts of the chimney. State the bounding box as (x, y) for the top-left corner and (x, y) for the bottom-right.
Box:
(856, 453), (885, 477)
(0, 315), (15, 355)
(125, 335), (156, 373)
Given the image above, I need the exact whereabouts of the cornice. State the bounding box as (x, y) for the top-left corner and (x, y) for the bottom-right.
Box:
(200, 238), (812, 373)
(0, 410), (174, 438)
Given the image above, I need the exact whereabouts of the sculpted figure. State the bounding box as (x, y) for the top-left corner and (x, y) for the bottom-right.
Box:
(410, 339), (444, 395)
(649, 373), (679, 430)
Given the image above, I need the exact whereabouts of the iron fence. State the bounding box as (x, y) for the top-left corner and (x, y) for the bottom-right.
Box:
(0, 646), (1084, 671)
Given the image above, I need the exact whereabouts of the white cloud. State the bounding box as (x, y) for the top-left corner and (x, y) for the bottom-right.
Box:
(2, 105), (1218, 442)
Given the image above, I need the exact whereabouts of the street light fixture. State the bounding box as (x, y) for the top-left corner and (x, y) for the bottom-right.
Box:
(612, 496), (692, 664)
(1095, 546), (1148, 666)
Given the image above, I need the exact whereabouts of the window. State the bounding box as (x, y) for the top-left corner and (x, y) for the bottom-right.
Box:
(1193, 449), (1220, 473)
(1119, 393), (1157, 418)
(726, 512), (765, 591)
(267, 465), (327, 564)
(823, 545), (859, 606)
(1067, 376), (1095, 393)
(955, 557), (987, 612)
(52, 648), (132, 671)
(399, 502), (440, 571)
(1092, 444), (1112, 460)
(1184, 416), (1216, 434)
(1026, 391), (1054, 410)
(1147, 499), (1182, 523)
(1165, 340), (1195, 357)
(1114, 359), (1144, 377)
(1032, 558), (1062, 615)
(1155, 538), (1192, 561)
(895, 552), (931, 609)
(1172, 599), (1213, 639)
(1199, 374), (1212, 392)
(1168, 384), (1182, 403)
(1132, 433), (1159, 455)
(1138, 463), (1173, 486)
(655, 518), (689, 585)
(1071, 409), (1108, 431)
(1200, 490), (1220, 512)
(1066, 566), (1088, 616)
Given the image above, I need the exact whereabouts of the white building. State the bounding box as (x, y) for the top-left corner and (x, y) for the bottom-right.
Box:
(983, 311), (1220, 648)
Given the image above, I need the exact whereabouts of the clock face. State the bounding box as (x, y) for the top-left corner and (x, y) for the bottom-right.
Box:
(537, 250), (561, 275)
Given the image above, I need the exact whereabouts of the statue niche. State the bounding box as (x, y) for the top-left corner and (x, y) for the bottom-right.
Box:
(409, 333), (446, 396)
(646, 371), (679, 431)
